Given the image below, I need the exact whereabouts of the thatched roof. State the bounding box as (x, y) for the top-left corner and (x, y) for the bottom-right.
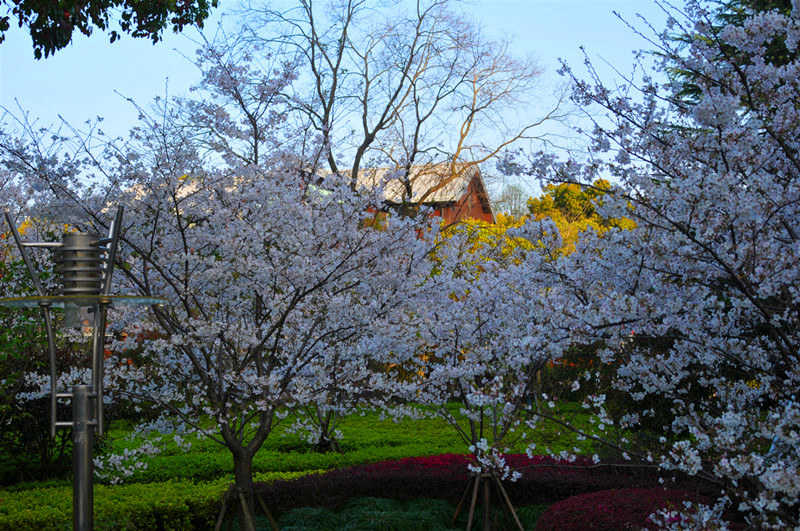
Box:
(353, 163), (482, 204)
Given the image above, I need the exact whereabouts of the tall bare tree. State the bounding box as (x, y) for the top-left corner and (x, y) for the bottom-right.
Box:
(246, 0), (566, 206)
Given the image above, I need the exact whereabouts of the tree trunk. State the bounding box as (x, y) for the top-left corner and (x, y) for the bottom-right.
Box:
(232, 450), (256, 531)
(313, 410), (342, 453)
(482, 476), (492, 531)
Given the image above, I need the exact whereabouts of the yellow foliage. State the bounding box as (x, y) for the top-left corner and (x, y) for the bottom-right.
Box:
(434, 180), (635, 271)
(440, 213), (533, 270)
(527, 179), (635, 256)
(1, 218), (74, 263)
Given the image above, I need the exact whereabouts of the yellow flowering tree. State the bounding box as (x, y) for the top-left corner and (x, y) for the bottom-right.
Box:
(527, 179), (635, 255)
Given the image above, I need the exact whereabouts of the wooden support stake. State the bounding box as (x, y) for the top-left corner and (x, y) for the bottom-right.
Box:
(466, 474), (482, 531)
(238, 491), (256, 531)
(213, 502), (227, 531)
(451, 478), (474, 525)
(482, 475), (491, 531)
(256, 494), (279, 531)
(496, 480), (512, 523)
(213, 485), (232, 531)
(493, 476), (524, 531)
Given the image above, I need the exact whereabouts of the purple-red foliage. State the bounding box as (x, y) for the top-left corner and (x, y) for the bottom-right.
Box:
(254, 454), (698, 514)
(534, 487), (710, 531)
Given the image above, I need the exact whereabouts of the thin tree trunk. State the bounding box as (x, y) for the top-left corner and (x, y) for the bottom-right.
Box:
(482, 475), (492, 531)
(232, 450), (256, 531)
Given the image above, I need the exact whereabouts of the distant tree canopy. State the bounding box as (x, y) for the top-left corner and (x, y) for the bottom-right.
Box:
(711, 0), (793, 66)
(493, 183), (528, 218)
(0, 0), (217, 58)
(527, 180), (634, 254)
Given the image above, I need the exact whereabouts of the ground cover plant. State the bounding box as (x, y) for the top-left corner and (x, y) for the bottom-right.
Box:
(0, 404), (600, 488)
(95, 409), (473, 485)
(275, 496), (550, 531)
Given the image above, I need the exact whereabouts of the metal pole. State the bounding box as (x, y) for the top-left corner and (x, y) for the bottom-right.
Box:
(72, 385), (95, 531)
(92, 302), (109, 435)
(3, 211), (46, 296)
(40, 303), (60, 438)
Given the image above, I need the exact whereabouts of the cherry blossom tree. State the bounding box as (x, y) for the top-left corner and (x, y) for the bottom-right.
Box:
(378, 215), (575, 529)
(0, 44), (440, 527)
(503, 0), (800, 526)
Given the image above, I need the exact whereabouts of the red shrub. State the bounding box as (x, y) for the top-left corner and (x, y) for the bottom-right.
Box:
(534, 487), (709, 531)
(254, 454), (707, 514)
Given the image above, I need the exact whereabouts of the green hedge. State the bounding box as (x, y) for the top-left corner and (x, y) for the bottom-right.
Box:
(0, 472), (307, 531)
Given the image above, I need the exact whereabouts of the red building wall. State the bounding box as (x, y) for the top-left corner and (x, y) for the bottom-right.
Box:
(437, 178), (494, 224)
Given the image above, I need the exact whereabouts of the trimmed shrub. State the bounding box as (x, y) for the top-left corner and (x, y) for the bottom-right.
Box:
(0, 480), (222, 530)
(0, 472), (307, 530)
(1, 453), (714, 529)
(99, 418), (465, 485)
(534, 487), (709, 531)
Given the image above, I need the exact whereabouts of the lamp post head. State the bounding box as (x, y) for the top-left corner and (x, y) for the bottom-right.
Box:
(55, 232), (103, 329)
(56, 232), (104, 297)
(0, 206), (162, 437)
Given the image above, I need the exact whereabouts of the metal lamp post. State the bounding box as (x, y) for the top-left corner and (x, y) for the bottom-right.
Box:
(0, 207), (163, 530)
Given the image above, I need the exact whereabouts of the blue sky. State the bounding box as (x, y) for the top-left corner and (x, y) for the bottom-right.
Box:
(0, 1), (668, 149)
